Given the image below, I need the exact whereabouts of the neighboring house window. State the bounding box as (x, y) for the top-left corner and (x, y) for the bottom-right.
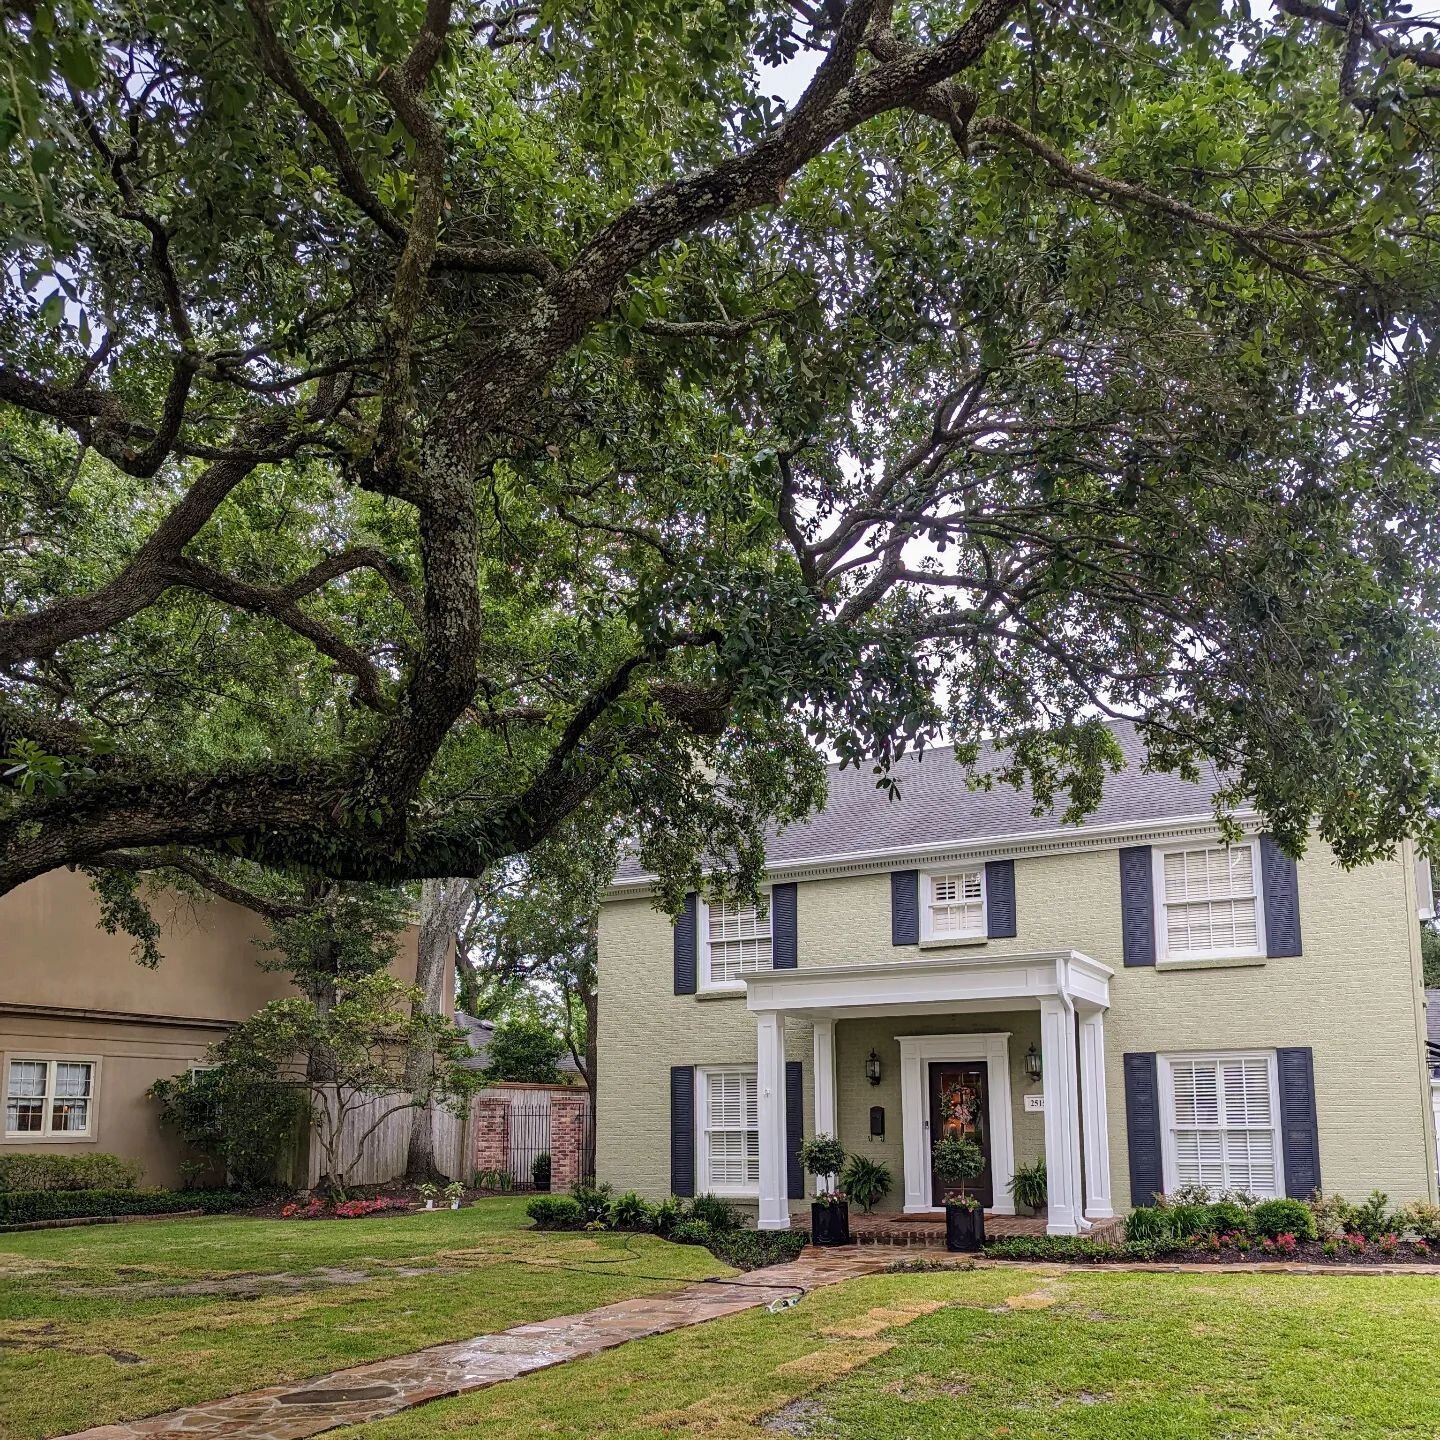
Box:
(5, 1058), (95, 1138)
(924, 868), (985, 940)
(1160, 1052), (1282, 1198)
(696, 1067), (759, 1194)
(1156, 842), (1263, 959)
(701, 893), (772, 988)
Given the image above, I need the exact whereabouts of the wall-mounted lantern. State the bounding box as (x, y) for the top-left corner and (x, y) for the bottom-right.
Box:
(865, 1049), (882, 1086)
(1025, 1043), (1043, 1084)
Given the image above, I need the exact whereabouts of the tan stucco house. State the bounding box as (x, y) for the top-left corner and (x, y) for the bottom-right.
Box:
(1, 869), (424, 1187)
(597, 724), (1439, 1233)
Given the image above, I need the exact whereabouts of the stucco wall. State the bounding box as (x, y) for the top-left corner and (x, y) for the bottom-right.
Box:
(1, 869), (429, 1187)
(596, 838), (1437, 1211)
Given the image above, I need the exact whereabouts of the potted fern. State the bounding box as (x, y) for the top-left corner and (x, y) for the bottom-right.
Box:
(1008, 1158), (1047, 1218)
(933, 1133), (986, 1251)
(798, 1134), (850, 1246)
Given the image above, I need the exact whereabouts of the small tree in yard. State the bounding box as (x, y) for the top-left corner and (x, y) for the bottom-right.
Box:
(217, 972), (479, 1196)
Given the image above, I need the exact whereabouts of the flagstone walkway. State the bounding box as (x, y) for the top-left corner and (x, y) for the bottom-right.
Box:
(60, 1252), (892, 1440)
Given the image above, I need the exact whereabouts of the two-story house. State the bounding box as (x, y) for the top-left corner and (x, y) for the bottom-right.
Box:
(1, 869), (427, 1186)
(597, 723), (1439, 1233)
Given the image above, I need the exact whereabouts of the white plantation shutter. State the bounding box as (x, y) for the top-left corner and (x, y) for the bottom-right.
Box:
(706, 898), (773, 983)
(703, 1070), (759, 1190)
(928, 869), (984, 937)
(1166, 1055), (1279, 1196)
(1161, 844), (1259, 955)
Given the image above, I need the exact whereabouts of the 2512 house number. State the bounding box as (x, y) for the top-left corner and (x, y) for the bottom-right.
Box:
(1023, 1095), (1045, 1112)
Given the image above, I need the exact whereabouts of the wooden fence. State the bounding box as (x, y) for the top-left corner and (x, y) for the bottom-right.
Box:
(299, 1089), (469, 1189)
(290, 1083), (589, 1190)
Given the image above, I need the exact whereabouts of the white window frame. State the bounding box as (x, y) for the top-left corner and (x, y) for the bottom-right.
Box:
(1157, 1050), (1285, 1200)
(1417, 853), (1435, 922)
(919, 866), (987, 943)
(698, 889), (773, 993)
(694, 1065), (759, 1197)
(3, 1053), (100, 1142)
(1152, 839), (1266, 963)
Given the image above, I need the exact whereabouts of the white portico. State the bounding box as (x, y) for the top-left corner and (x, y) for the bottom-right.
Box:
(743, 950), (1114, 1235)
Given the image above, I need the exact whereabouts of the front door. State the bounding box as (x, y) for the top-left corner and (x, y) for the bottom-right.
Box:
(928, 1060), (994, 1207)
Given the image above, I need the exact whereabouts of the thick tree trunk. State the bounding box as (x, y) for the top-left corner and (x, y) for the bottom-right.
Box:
(404, 877), (472, 1182)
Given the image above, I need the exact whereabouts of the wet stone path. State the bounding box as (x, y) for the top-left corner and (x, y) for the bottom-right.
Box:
(60, 1252), (892, 1440)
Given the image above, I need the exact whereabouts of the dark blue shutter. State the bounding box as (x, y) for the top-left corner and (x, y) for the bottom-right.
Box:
(1124, 1052), (1165, 1207)
(891, 870), (919, 946)
(1119, 846), (1156, 967)
(985, 859), (1016, 938)
(785, 1060), (804, 1200)
(670, 1066), (695, 1198)
(772, 883), (798, 969)
(1260, 837), (1303, 957)
(673, 892), (697, 995)
(1276, 1046), (1322, 1199)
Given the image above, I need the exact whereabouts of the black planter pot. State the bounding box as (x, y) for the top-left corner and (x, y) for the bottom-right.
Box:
(945, 1203), (986, 1252)
(811, 1199), (851, 1247)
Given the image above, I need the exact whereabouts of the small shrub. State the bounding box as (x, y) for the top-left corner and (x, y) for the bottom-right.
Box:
(569, 1180), (613, 1225)
(526, 1195), (583, 1230)
(839, 1156), (893, 1214)
(531, 1153), (552, 1191)
(611, 1191), (655, 1231)
(797, 1134), (846, 1182)
(332, 1197), (407, 1219)
(1345, 1231), (1368, 1253)
(931, 1134), (985, 1200)
(1379, 1232), (1400, 1254)
(668, 1218), (714, 1246)
(473, 1168), (515, 1192)
(1008, 1158), (1047, 1214)
(1308, 1191), (1355, 1239)
(1274, 1232), (1298, 1255)
(0, 1187), (276, 1224)
(1165, 1204), (1211, 1240)
(1205, 1200), (1251, 1235)
(1124, 1206), (1171, 1243)
(651, 1196), (684, 1236)
(1161, 1184), (1215, 1207)
(708, 1229), (808, 1270)
(1321, 1238), (1339, 1257)
(688, 1193), (742, 1232)
(1350, 1191), (1395, 1242)
(1397, 1201), (1440, 1245)
(983, 1236), (1124, 1263)
(0, 1153), (142, 1193)
(1250, 1198), (1317, 1241)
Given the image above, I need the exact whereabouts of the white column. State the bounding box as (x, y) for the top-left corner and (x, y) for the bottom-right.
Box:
(755, 1009), (790, 1229)
(812, 1019), (837, 1195)
(1039, 996), (1084, 1235)
(1078, 1006), (1114, 1221)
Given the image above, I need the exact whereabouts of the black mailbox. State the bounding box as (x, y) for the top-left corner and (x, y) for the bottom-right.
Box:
(869, 1105), (885, 1139)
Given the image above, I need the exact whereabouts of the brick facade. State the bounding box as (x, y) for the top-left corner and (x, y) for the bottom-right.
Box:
(550, 1091), (591, 1191)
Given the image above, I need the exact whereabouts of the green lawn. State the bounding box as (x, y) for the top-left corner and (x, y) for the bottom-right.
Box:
(329, 1264), (1440, 1440)
(0, 1198), (727, 1440)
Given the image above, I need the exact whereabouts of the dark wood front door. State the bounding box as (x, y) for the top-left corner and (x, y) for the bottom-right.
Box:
(928, 1060), (993, 1207)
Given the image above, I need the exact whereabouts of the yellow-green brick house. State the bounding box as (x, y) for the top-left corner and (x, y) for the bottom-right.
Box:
(596, 723), (1439, 1232)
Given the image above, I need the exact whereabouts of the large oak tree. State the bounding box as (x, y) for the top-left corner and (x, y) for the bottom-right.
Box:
(4, 0), (1440, 909)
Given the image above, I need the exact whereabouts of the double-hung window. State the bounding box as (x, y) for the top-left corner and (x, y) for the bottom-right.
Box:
(923, 868), (986, 941)
(1160, 1052), (1282, 1197)
(5, 1057), (96, 1139)
(1156, 842), (1263, 960)
(696, 1067), (759, 1194)
(701, 893), (772, 989)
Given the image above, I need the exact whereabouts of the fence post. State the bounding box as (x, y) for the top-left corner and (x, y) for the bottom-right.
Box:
(473, 1093), (511, 1182)
(550, 1090), (591, 1191)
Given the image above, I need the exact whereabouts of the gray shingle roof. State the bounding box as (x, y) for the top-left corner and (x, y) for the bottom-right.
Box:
(614, 720), (1229, 882)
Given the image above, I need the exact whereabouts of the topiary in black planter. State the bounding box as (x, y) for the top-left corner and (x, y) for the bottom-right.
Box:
(945, 1199), (986, 1252)
(811, 1197), (851, 1247)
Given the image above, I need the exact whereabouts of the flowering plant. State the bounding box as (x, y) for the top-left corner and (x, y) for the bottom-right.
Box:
(1274, 1232), (1298, 1254)
(444, 1181), (464, 1203)
(1344, 1231), (1368, 1253)
(333, 1196), (407, 1219)
(1378, 1232), (1399, 1254)
(813, 1189), (846, 1206)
